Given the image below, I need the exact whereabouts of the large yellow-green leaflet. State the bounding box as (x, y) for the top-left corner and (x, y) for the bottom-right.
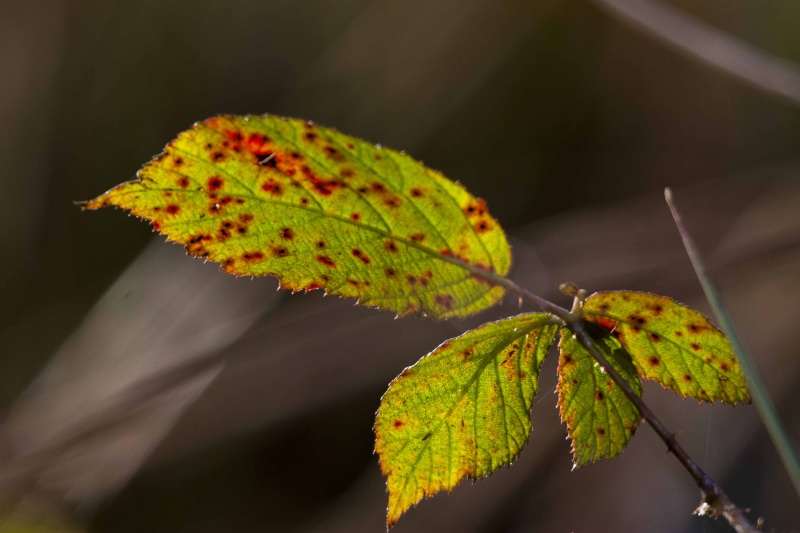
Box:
(82, 115), (511, 318)
(557, 329), (642, 466)
(374, 313), (558, 528)
(583, 291), (750, 404)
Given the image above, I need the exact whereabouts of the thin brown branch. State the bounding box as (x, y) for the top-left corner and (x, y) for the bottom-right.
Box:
(441, 254), (758, 531)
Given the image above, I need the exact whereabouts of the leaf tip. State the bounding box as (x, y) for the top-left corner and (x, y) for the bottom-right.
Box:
(75, 196), (107, 211)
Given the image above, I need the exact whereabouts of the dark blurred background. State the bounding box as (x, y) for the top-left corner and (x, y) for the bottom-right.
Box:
(1, 0), (799, 531)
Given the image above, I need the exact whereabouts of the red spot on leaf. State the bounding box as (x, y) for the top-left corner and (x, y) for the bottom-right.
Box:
(166, 205), (180, 214)
(207, 177), (223, 191)
(351, 249), (370, 264)
(475, 220), (491, 233)
(280, 228), (294, 240)
(385, 267), (396, 277)
(211, 151), (225, 162)
(691, 343), (701, 351)
(317, 255), (336, 267)
(410, 187), (423, 198)
(464, 199), (487, 216)
(683, 374), (693, 382)
(409, 233), (425, 242)
(309, 176), (342, 196)
(273, 246), (289, 257)
(385, 240), (398, 252)
(629, 315), (647, 326)
(594, 316), (617, 331)
(648, 356), (660, 366)
(350, 213), (360, 221)
(434, 294), (454, 310)
(262, 181), (282, 195)
(242, 251), (264, 262)
(177, 177), (189, 188)
(225, 130), (244, 143)
(595, 390), (604, 401)
(393, 420), (403, 428)
(323, 146), (344, 161)
(597, 427), (606, 436)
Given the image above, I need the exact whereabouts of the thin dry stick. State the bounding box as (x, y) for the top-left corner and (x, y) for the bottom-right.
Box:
(588, 0), (800, 108)
(665, 187), (800, 499)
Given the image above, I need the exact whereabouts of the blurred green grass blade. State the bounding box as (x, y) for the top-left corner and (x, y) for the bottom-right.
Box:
(665, 187), (800, 499)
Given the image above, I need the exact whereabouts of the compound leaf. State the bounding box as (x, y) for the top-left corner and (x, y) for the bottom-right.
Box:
(557, 329), (642, 466)
(375, 314), (558, 527)
(81, 115), (511, 318)
(583, 291), (750, 404)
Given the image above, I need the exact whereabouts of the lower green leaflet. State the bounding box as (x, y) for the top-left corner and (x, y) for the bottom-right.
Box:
(557, 328), (642, 466)
(374, 313), (558, 528)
